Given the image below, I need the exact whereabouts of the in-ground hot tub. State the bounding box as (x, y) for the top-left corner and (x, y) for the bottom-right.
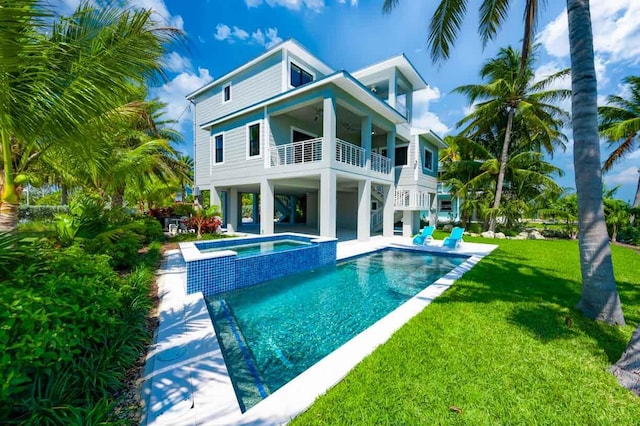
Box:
(179, 233), (337, 296)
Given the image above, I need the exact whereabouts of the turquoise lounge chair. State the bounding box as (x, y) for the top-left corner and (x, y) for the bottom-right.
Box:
(443, 227), (464, 248)
(412, 226), (435, 245)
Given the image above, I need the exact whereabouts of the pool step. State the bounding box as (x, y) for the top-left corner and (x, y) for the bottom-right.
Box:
(210, 299), (270, 411)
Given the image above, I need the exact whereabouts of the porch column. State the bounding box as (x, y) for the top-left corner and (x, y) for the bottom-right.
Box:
(260, 179), (275, 235)
(210, 186), (224, 227)
(322, 96), (336, 167)
(320, 169), (336, 238)
(383, 183), (395, 237)
(386, 129), (396, 174)
(429, 192), (437, 225)
(227, 188), (239, 233)
(388, 69), (397, 109)
(402, 210), (419, 238)
(357, 179), (371, 241)
(361, 116), (372, 170)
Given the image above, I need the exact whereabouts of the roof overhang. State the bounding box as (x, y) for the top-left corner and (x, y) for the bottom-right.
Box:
(412, 128), (448, 149)
(200, 71), (406, 130)
(352, 55), (428, 91)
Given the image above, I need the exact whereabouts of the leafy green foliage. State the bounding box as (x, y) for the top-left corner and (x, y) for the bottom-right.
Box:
(0, 241), (157, 423)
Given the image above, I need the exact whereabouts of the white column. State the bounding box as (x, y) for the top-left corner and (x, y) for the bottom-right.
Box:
(263, 106), (271, 169)
(388, 70), (397, 109)
(260, 179), (275, 235)
(210, 186), (222, 207)
(361, 116), (372, 170)
(386, 129), (396, 173)
(403, 210), (417, 238)
(323, 96), (336, 167)
(320, 169), (336, 238)
(227, 188), (239, 233)
(383, 183), (395, 237)
(357, 179), (371, 241)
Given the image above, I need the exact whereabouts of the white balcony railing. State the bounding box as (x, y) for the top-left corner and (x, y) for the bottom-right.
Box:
(395, 188), (431, 210)
(270, 138), (322, 167)
(370, 152), (391, 174)
(336, 138), (366, 169)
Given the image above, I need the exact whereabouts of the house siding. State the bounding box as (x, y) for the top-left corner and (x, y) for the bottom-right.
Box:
(194, 52), (283, 186)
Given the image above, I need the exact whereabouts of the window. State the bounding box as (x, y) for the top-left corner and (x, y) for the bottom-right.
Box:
(424, 149), (434, 171)
(440, 199), (452, 212)
(222, 83), (231, 103)
(290, 63), (313, 88)
(214, 134), (224, 164)
(395, 146), (408, 166)
(247, 122), (261, 158)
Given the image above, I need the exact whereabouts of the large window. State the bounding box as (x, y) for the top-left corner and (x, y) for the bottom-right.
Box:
(424, 148), (434, 171)
(395, 146), (408, 166)
(248, 123), (261, 158)
(223, 83), (231, 103)
(214, 134), (224, 164)
(290, 63), (313, 88)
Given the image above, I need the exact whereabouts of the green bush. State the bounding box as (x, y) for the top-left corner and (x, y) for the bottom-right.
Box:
(18, 205), (69, 222)
(138, 217), (165, 243)
(0, 244), (156, 423)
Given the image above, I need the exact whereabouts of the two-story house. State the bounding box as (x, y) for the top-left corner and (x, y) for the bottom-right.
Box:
(187, 39), (446, 240)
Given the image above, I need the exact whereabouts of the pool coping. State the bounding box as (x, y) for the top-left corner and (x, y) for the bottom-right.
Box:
(141, 236), (498, 425)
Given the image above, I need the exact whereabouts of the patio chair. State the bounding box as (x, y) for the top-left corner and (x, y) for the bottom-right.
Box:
(442, 227), (464, 249)
(412, 225), (435, 245)
(168, 224), (178, 236)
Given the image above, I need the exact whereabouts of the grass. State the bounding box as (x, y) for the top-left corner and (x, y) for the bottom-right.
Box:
(292, 235), (640, 425)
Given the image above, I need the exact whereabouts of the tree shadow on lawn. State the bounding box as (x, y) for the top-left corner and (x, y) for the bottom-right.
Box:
(436, 243), (638, 363)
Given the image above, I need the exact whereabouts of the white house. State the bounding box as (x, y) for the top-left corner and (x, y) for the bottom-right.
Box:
(187, 39), (446, 240)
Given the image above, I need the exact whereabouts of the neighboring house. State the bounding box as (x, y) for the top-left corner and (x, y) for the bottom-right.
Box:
(187, 39), (446, 240)
(436, 181), (462, 223)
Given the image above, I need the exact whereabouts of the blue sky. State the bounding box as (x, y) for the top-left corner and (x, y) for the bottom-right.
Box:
(62, 0), (640, 203)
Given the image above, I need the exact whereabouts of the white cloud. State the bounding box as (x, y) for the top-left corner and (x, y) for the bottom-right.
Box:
(539, 1), (640, 64)
(338, 0), (358, 5)
(604, 166), (640, 186)
(128, 0), (184, 30)
(163, 52), (192, 73)
(244, 0), (327, 12)
(150, 68), (213, 134)
(214, 23), (231, 41)
(216, 24), (283, 49)
(232, 26), (250, 40)
(412, 86), (450, 135)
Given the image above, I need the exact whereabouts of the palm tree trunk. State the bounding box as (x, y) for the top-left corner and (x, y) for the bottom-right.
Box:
(61, 185), (69, 206)
(567, 0), (625, 325)
(631, 171), (640, 224)
(489, 107), (515, 232)
(112, 187), (125, 208)
(0, 130), (19, 233)
(610, 324), (640, 395)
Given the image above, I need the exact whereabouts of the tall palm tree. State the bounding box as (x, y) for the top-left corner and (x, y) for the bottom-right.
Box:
(0, 1), (180, 231)
(455, 46), (570, 231)
(598, 75), (640, 222)
(382, 0), (624, 326)
(175, 153), (195, 202)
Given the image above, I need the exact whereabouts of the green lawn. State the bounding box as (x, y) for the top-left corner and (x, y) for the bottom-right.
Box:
(292, 235), (640, 425)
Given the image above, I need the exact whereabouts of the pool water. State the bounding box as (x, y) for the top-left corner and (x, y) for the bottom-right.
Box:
(206, 249), (466, 412)
(199, 239), (311, 258)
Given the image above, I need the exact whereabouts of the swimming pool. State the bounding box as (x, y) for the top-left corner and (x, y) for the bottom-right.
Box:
(199, 239), (311, 258)
(206, 249), (467, 412)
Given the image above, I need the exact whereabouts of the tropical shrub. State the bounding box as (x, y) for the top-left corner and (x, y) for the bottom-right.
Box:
(0, 242), (160, 423)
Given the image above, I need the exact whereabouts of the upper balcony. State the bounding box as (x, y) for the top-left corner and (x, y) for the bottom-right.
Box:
(270, 137), (392, 175)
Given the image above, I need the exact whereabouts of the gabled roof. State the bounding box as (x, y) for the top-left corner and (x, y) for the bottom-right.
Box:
(412, 128), (448, 148)
(186, 39), (334, 100)
(352, 54), (428, 91)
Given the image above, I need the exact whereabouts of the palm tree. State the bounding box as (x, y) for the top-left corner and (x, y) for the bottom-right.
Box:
(382, 0), (625, 326)
(455, 46), (570, 231)
(175, 153), (195, 202)
(0, 1), (180, 232)
(598, 76), (640, 223)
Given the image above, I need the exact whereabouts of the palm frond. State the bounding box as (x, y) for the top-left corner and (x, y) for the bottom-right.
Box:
(428, 0), (469, 63)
